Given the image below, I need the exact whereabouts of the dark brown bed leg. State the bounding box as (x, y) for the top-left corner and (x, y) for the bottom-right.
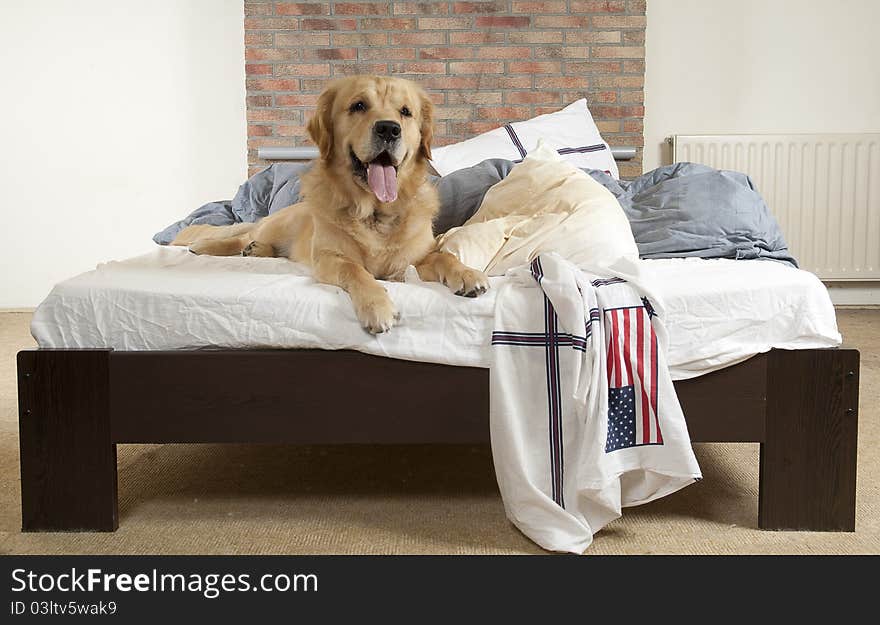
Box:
(759, 348), (859, 531)
(18, 350), (118, 531)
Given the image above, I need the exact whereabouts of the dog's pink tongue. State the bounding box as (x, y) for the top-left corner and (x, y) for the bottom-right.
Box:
(367, 162), (398, 203)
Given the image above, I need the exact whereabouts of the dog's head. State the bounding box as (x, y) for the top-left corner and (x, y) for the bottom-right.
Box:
(307, 75), (434, 204)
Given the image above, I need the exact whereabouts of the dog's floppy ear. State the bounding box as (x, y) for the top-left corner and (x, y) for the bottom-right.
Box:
(418, 89), (434, 161)
(308, 82), (338, 162)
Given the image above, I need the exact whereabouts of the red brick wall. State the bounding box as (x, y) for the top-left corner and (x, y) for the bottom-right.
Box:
(244, 1), (646, 177)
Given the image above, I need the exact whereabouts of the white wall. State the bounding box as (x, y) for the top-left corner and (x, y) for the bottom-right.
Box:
(0, 1), (246, 308)
(643, 0), (880, 171)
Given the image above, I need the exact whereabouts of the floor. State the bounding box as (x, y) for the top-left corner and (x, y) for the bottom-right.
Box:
(1, 310), (878, 555)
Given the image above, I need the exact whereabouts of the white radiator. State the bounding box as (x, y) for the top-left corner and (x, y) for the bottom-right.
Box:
(672, 133), (880, 281)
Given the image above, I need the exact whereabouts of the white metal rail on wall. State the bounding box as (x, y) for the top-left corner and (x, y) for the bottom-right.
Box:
(257, 146), (639, 162)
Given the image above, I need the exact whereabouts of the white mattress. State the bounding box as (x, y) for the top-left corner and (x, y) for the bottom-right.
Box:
(31, 247), (841, 380)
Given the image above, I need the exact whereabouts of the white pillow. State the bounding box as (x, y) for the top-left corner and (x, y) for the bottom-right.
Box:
(439, 141), (637, 276)
(430, 99), (619, 179)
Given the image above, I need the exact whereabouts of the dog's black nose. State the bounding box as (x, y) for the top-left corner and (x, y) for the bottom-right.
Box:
(374, 120), (401, 142)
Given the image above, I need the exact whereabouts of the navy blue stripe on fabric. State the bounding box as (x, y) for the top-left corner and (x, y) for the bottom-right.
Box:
(491, 332), (589, 352)
(504, 124), (528, 158)
(590, 277), (626, 288)
(548, 294), (565, 508)
(492, 339), (588, 349)
(531, 257), (565, 509)
(530, 257), (544, 284)
(530, 259), (557, 505)
(507, 143), (606, 164)
(491, 341), (586, 353)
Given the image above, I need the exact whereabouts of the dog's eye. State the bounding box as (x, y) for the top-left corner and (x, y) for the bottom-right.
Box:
(349, 101), (367, 113)
(400, 106), (412, 118)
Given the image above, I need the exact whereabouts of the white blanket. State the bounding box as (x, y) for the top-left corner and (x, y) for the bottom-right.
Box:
(31, 250), (841, 380)
(490, 253), (701, 553)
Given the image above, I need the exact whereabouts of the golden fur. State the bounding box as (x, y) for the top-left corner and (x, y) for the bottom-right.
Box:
(172, 75), (488, 333)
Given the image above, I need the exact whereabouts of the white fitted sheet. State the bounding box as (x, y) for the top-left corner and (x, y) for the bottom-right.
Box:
(31, 247), (841, 380)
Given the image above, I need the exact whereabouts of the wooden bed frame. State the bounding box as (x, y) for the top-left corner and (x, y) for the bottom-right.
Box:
(16, 346), (859, 535)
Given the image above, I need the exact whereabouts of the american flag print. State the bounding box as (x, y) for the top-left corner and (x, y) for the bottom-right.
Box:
(604, 304), (663, 452)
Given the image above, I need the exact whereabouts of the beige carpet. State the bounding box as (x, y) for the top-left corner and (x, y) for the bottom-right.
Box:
(1, 310), (878, 555)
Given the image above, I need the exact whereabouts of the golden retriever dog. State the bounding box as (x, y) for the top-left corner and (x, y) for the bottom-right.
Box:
(172, 75), (488, 333)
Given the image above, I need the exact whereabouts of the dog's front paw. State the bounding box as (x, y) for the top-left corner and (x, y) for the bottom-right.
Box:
(448, 268), (490, 298)
(188, 240), (209, 255)
(355, 293), (399, 334)
(241, 240), (273, 257)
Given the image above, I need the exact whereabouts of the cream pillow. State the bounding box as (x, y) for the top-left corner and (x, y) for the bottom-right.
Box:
(439, 141), (637, 276)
